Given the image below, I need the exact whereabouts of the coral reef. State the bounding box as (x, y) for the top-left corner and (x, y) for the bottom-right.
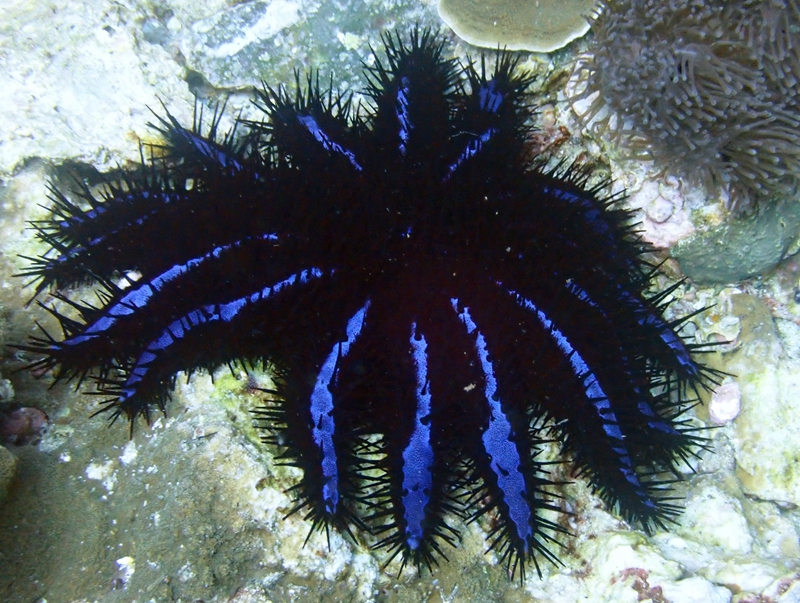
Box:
(570, 0), (800, 209)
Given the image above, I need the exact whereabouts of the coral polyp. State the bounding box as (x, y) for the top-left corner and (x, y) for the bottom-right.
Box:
(18, 29), (718, 580)
(571, 0), (800, 209)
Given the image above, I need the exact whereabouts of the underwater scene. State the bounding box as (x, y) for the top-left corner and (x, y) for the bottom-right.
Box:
(1, 1), (800, 602)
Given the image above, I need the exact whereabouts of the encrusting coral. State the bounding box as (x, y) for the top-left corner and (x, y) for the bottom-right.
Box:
(437, 0), (596, 52)
(570, 0), (800, 210)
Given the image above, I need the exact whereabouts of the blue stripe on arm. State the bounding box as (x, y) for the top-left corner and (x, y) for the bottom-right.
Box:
(309, 301), (370, 515)
(478, 79), (504, 113)
(443, 78), (506, 180)
(400, 322), (435, 550)
(566, 281), (687, 433)
(443, 127), (498, 182)
(170, 125), (246, 173)
(58, 234), (279, 349)
(396, 76), (412, 155)
(116, 268), (324, 403)
(297, 114), (363, 172)
(511, 291), (655, 494)
(47, 192), (183, 273)
(452, 298), (533, 551)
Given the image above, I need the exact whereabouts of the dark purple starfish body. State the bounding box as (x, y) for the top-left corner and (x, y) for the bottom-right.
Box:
(19, 29), (717, 580)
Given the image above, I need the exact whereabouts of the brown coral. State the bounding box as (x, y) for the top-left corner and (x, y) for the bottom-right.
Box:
(437, 0), (596, 52)
(570, 0), (800, 210)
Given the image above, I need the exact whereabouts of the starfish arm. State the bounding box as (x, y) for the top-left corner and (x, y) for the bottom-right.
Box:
(21, 235), (341, 379)
(92, 267), (330, 417)
(260, 297), (375, 539)
(22, 115), (274, 293)
(485, 263), (697, 531)
(148, 100), (257, 175)
(252, 74), (365, 175)
(446, 295), (564, 582)
(330, 284), (463, 573)
(363, 29), (462, 176)
(474, 171), (714, 391)
(26, 177), (295, 291)
(443, 52), (535, 185)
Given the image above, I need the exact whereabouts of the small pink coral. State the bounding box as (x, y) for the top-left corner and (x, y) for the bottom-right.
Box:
(0, 407), (49, 446)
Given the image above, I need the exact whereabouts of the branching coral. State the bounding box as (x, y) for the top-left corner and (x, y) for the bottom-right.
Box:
(570, 0), (800, 209)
